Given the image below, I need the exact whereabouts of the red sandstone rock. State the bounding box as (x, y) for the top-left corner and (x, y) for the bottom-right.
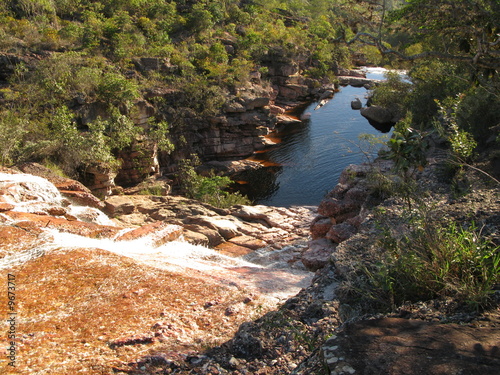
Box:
(216, 242), (254, 257)
(310, 217), (335, 239)
(59, 190), (104, 209)
(326, 222), (357, 244)
(301, 238), (336, 271)
(4, 211), (120, 238)
(0, 202), (14, 212)
(115, 221), (183, 247)
(228, 235), (266, 250)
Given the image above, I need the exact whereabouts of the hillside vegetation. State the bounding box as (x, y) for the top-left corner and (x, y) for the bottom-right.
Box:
(0, 1), (498, 182)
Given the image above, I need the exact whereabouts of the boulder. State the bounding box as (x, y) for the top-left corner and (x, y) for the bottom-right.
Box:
(182, 229), (210, 247)
(360, 105), (394, 125)
(104, 196), (136, 216)
(227, 235), (267, 250)
(318, 198), (359, 218)
(351, 98), (362, 110)
(326, 222), (357, 244)
(215, 242), (255, 257)
(183, 224), (225, 247)
(338, 76), (379, 88)
(184, 215), (241, 240)
(310, 217), (335, 239)
(301, 239), (336, 271)
(0, 203), (15, 212)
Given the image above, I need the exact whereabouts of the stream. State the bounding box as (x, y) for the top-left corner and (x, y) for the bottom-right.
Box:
(244, 67), (392, 207)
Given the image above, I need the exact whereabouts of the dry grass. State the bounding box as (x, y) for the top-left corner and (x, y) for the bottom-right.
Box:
(0, 247), (272, 374)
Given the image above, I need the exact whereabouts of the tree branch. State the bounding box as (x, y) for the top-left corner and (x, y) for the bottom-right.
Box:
(344, 32), (499, 70)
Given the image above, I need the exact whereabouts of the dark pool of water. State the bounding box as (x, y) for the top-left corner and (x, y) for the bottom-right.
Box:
(240, 68), (393, 207)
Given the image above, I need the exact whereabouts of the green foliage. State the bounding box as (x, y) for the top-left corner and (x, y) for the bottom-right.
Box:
(33, 106), (119, 176)
(370, 71), (412, 121)
(379, 115), (429, 209)
(381, 115), (428, 176)
(178, 156), (251, 209)
(138, 184), (165, 196)
(435, 95), (477, 161)
(372, 219), (500, 310)
(97, 70), (139, 107)
(389, 0), (500, 70)
(0, 110), (29, 165)
(405, 61), (471, 128)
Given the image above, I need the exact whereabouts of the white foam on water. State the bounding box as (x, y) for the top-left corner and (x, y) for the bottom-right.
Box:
(0, 172), (64, 211)
(46, 229), (262, 272)
(68, 205), (117, 226)
(0, 172), (313, 300)
(0, 172), (115, 226)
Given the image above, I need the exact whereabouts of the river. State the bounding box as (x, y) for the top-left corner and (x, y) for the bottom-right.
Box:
(243, 67), (392, 207)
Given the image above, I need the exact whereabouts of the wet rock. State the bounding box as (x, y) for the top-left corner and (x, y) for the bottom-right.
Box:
(104, 196), (136, 216)
(216, 241), (255, 257)
(4, 211), (120, 238)
(109, 334), (155, 349)
(115, 222), (183, 246)
(227, 235), (267, 250)
(46, 207), (67, 216)
(0, 203), (14, 212)
(199, 159), (264, 177)
(350, 98), (362, 110)
(182, 229), (210, 247)
(360, 105), (395, 129)
(58, 190), (104, 209)
(183, 224), (224, 247)
(15, 162), (105, 208)
(184, 215), (241, 240)
(338, 76), (379, 88)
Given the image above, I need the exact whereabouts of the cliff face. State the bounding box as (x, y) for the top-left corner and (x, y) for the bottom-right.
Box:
(70, 52), (334, 194)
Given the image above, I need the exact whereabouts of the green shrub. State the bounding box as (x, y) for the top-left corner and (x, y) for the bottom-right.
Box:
(178, 156), (251, 209)
(373, 220), (500, 310)
(371, 71), (412, 121)
(0, 110), (28, 165)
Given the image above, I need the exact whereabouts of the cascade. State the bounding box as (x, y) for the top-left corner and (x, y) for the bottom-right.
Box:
(0, 172), (114, 226)
(0, 172), (313, 300)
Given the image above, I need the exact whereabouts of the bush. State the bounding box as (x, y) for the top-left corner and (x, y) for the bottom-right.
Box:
(406, 60), (470, 128)
(177, 156), (251, 209)
(371, 71), (412, 121)
(0, 110), (28, 165)
(372, 220), (500, 310)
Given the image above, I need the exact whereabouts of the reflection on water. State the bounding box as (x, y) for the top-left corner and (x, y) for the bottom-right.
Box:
(239, 68), (393, 207)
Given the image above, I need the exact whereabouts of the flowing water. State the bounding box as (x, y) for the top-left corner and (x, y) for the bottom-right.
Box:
(0, 172), (313, 300)
(246, 67), (393, 207)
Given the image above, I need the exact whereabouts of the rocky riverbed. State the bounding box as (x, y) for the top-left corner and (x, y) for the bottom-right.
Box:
(1, 136), (499, 375)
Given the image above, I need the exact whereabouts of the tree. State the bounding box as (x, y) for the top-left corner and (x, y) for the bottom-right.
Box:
(346, 0), (500, 71)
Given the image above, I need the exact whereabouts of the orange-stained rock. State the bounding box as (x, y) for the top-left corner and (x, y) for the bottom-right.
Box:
(0, 225), (43, 255)
(215, 242), (254, 257)
(0, 203), (14, 212)
(59, 190), (104, 209)
(4, 211), (120, 238)
(115, 221), (183, 247)
(227, 235), (266, 250)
